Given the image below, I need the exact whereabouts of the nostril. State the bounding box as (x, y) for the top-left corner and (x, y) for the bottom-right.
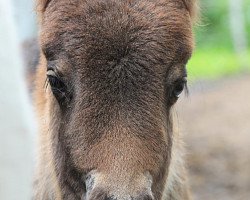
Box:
(87, 188), (109, 200)
(143, 195), (154, 200)
(104, 197), (116, 200)
(136, 194), (154, 200)
(82, 171), (96, 200)
(85, 173), (95, 192)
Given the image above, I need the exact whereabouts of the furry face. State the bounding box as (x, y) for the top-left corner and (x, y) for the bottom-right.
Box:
(34, 0), (196, 199)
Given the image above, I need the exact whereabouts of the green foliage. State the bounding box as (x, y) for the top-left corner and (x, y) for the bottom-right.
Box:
(188, 48), (250, 81)
(188, 0), (250, 80)
(244, 0), (250, 43)
(195, 0), (233, 49)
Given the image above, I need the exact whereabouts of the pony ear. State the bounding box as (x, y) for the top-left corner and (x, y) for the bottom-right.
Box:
(182, 0), (199, 22)
(36, 0), (51, 12)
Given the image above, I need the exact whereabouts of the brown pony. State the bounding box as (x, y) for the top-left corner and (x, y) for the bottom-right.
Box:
(33, 0), (197, 199)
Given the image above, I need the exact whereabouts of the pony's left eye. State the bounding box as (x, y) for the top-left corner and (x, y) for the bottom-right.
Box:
(172, 78), (187, 98)
(46, 70), (69, 105)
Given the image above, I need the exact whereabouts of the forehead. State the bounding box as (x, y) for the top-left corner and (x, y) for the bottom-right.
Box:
(40, 0), (193, 71)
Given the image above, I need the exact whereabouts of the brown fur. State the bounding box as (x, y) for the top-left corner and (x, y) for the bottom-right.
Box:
(33, 0), (197, 199)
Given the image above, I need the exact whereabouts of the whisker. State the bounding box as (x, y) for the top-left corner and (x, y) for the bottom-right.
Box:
(184, 82), (189, 97)
(43, 77), (49, 91)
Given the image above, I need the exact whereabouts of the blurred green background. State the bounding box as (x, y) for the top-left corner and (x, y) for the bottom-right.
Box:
(188, 0), (250, 80)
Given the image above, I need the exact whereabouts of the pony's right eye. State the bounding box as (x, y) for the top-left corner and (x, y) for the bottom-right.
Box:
(167, 77), (188, 106)
(46, 70), (68, 105)
(172, 79), (186, 98)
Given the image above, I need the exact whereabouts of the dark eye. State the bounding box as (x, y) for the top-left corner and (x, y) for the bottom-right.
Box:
(46, 69), (70, 106)
(172, 78), (187, 98)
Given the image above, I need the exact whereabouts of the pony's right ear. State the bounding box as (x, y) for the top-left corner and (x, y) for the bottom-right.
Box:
(182, 0), (199, 23)
(36, 0), (52, 12)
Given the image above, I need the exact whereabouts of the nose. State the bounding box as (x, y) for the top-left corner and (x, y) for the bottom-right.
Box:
(87, 188), (154, 200)
(83, 172), (154, 200)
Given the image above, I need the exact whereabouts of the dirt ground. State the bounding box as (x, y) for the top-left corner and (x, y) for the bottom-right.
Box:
(177, 75), (250, 200)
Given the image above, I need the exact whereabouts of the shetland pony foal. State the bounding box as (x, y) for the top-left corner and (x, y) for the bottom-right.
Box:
(34, 0), (197, 199)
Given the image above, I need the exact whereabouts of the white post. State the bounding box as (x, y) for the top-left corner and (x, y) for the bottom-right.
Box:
(229, 0), (248, 68)
(11, 0), (37, 42)
(0, 0), (36, 199)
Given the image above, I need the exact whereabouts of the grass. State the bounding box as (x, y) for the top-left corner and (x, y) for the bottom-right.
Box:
(187, 48), (250, 81)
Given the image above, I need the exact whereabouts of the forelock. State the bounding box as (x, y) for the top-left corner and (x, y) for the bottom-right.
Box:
(36, 0), (199, 18)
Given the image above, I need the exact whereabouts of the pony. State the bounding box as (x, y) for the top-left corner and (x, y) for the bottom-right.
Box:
(33, 0), (197, 199)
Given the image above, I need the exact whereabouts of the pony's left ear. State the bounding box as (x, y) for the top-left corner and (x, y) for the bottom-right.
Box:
(36, 0), (51, 12)
(182, 0), (199, 22)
